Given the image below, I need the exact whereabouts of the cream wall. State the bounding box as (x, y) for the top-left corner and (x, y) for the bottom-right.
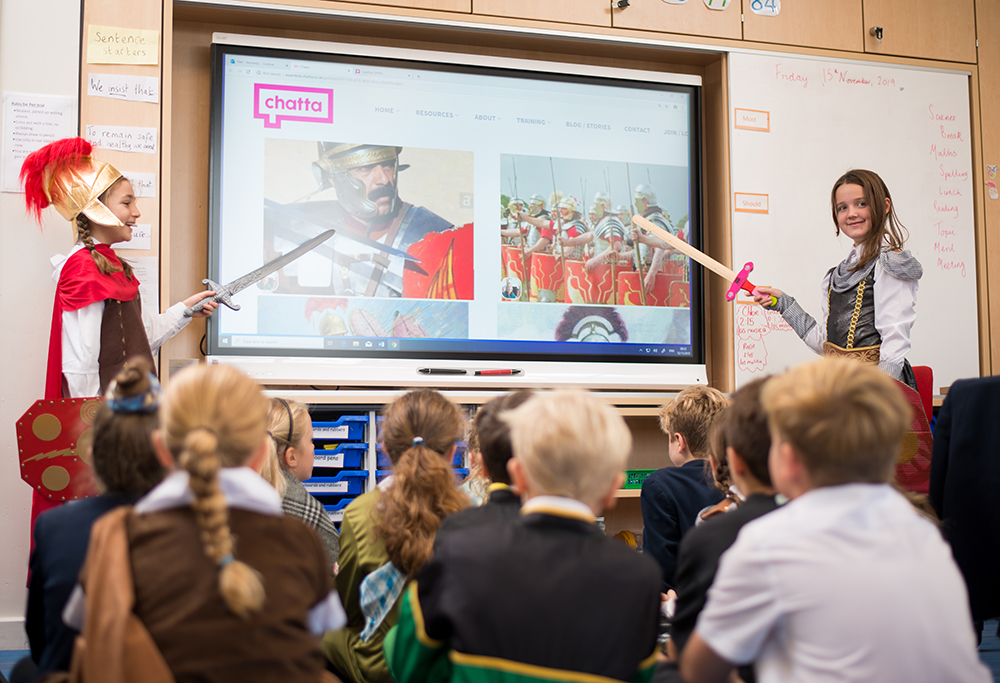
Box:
(0, 0), (81, 647)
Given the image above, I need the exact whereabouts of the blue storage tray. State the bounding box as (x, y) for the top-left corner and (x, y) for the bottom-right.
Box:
(323, 497), (357, 524)
(303, 470), (368, 495)
(313, 443), (366, 470)
(376, 467), (468, 485)
(376, 440), (466, 468)
(312, 415), (368, 442)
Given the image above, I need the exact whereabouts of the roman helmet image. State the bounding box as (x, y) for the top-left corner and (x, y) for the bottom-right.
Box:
(312, 143), (406, 220)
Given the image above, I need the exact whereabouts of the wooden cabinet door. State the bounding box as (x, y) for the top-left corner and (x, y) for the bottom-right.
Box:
(863, 0), (976, 62)
(743, 0), (863, 52)
(349, 0), (472, 10)
(611, 0), (742, 40)
(473, 0), (612, 27)
(322, 0), (471, 10)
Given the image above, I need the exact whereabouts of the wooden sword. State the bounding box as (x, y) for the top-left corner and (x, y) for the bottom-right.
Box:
(631, 214), (775, 304)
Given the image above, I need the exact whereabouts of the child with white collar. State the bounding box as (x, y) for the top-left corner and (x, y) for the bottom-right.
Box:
(389, 390), (662, 683)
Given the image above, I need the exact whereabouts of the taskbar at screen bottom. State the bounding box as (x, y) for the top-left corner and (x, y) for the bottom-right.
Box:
(215, 334), (693, 359)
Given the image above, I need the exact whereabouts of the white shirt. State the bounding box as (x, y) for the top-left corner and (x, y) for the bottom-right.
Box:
(52, 242), (192, 397)
(800, 245), (918, 375)
(695, 484), (990, 683)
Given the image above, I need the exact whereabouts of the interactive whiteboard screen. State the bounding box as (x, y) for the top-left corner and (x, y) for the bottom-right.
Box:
(207, 34), (705, 388)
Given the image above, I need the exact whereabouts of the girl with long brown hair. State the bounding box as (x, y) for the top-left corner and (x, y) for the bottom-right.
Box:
(754, 169), (922, 390)
(323, 389), (468, 683)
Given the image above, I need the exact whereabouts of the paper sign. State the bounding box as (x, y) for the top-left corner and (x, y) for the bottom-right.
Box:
(85, 125), (157, 154)
(749, 0), (780, 15)
(704, 0), (732, 8)
(121, 171), (156, 197)
(123, 256), (159, 317)
(1, 93), (75, 193)
(734, 108), (770, 132)
(734, 192), (769, 214)
(87, 73), (159, 104)
(86, 25), (159, 65)
(116, 223), (152, 251)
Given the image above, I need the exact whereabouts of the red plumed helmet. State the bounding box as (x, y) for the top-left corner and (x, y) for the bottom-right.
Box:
(19, 137), (124, 228)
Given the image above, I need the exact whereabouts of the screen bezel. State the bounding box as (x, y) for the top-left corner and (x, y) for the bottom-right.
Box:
(206, 33), (706, 388)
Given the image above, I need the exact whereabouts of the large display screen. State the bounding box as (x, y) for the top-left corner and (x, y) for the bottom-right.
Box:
(208, 34), (705, 388)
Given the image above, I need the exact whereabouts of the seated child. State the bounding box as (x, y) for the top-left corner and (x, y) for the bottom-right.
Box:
(65, 364), (344, 683)
(667, 378), (778, 676)
(642, 385), (730, 591)
(260, 397), (340, 568)
(680, 358), (991, 683)
(323, 389), (468, 683)
(437, 390), (533, 538)
(389, 390), (662, 683)
(26, 359), (166, 678)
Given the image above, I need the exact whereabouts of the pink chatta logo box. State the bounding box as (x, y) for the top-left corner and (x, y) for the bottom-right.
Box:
(254, 83), (333, 129)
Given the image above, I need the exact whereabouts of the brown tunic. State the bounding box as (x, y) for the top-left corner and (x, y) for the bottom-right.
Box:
(98, 295), (155, 394)
(128, 508), (333, 683)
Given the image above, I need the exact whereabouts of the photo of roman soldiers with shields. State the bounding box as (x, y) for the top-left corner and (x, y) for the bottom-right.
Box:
(499, 154), (690, 308)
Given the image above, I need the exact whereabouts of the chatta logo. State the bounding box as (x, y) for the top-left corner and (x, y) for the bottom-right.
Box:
(254, 83), (333, 129)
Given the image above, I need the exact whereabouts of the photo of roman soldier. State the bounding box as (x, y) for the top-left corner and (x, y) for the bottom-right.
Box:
(263, 141), (474, 300)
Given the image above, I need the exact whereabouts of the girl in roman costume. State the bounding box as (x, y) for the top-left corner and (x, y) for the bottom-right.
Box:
(21, 137), (217, 400)
(20, 137), (217, 523)
(754, 169), (922, 390)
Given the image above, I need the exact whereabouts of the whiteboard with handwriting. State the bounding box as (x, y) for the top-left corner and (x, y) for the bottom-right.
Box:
(728, 52), (977, 390)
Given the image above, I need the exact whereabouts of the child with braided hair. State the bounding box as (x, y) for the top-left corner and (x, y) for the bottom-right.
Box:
(67, 363), (344, 683)
(323, 389), (469, 683)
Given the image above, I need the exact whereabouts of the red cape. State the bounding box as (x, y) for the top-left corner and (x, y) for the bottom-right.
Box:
(45, 245), (139, 399)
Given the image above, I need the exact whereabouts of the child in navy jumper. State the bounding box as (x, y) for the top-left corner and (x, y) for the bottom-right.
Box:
(641, 385), (730, 591)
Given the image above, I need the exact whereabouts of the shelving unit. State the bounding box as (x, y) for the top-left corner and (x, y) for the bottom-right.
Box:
(277, 393), (671, 539)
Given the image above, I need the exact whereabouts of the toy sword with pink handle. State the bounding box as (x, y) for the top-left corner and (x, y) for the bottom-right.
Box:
(631, 215), (776, 305)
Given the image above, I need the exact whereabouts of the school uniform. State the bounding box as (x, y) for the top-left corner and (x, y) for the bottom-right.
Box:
(930, 375), (1000, 623)
(695, 484), (990, 683)
(322, 486), (397, 683)
(435, 483), (521, 543)
(280, 469), (340, 568)
(641, 460), (724, 591)
(390, 496), (661, 683)
(26, 493), (134, 675)
(670, 493), (779, 656)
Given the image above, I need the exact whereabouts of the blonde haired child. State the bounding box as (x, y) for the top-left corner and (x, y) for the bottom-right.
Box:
(323, 389), (468, 683)
(68, 364), (343, 683)
(681, 358), (990, 683)
(389, 390), (661, 683)
(261, 397), (339, 567)
(643, 385), (730, 591)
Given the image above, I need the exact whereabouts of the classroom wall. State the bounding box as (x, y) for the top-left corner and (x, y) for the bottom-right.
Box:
(0, 0), (81, 647)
